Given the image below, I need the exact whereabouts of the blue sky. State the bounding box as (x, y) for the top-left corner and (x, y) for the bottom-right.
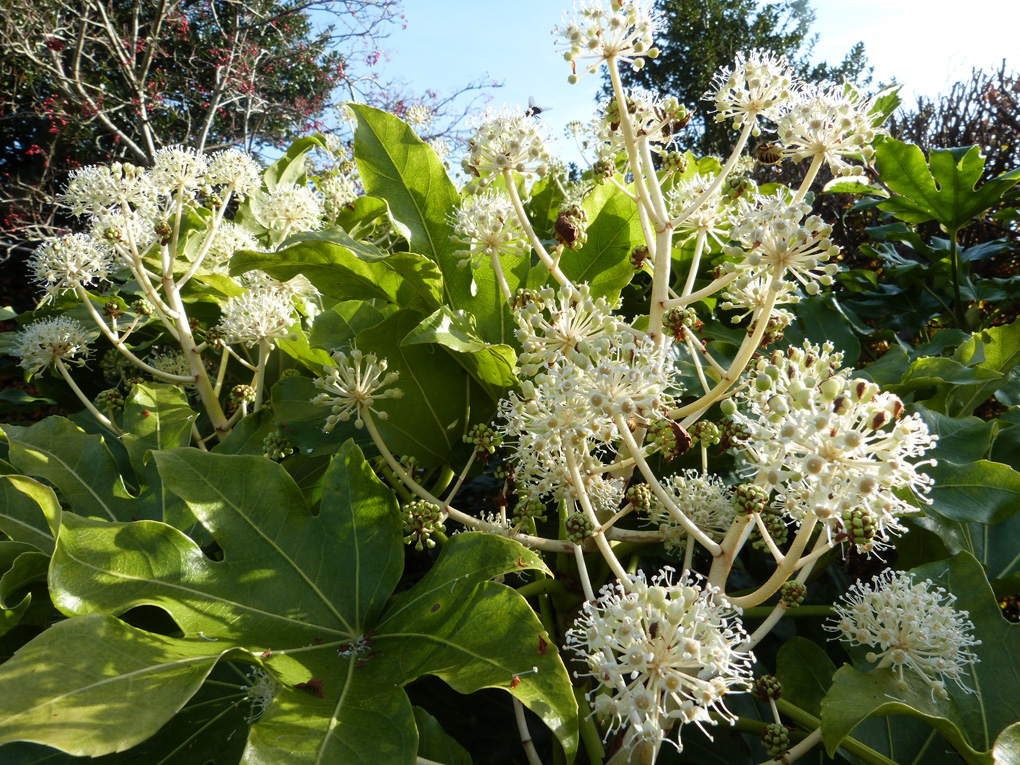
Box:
(379, 0), (1018, 164)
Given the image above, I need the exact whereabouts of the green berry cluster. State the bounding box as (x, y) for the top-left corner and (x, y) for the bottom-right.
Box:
(661, 151), (688, 175)
(565, 512), (595, 545)
(690, 420), (721, 447)
(662, 306), (702, 342)
(761, 723), (791, 757)
(733, 483), (769, 515)
(554, 205), (589, 250)
(648, 419), (692, 461)
(512, 496), (547, 525)
(751, 509), (789, 550)
(753, 674), (782, 702)
(722, 175), (756, 201)
(131, 298), (154, 317)
(401, 500), (445, 551)
(843, 506), (876, 548)
(230, 384), (256, 407)
(625, 483), (653, 514)
(95, 389), (125, 412)
(463, 423), (502, 459)
(629, 245), (650, 270)
(780, 581), (807, 608)
(262, 430), (295, 462)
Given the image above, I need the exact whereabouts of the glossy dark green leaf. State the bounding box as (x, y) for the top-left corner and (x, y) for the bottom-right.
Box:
(2, 418), (152, 522)
(309, 300), (393, 352)
(0, 614), (241, 757)
(926, 459), (1020, 525)
(271, 376), (375, 458)
(785, 295), (862, 366)
(263, 135), (327, 190)
(0, 475), (59, 553)
(230, 231), (442, 311)
(876, 140), (1020, 232)
(413, 706), (473, 765)
(775, 636), (835, 716)
(559, 181), (639, 299)
(946, 319), (1020, 416)
(910, 405), (997, 463)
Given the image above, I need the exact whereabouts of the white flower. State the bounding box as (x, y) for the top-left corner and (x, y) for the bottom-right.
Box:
(89, 205), (157, 252)
(666, 172), (733, 246)
(554, 0), (661, 81)
(827, 570), (980, 699)
(242, 668), (279, 722)
(778, 84), (885, 176)
(149, 146), (209, 196)
(720, 272), (799, 325)
(200, 221), (261, 274)
(14, 317), (92, 374)
(206, 148), (262, 198)
(729, 342), (937, 549)
(317, 171), (360, 224)
(148, 350), (194, 384)
(62, 162), (155, 218)
(29, 234), (116, 297)
(216, 284), (296, 347)
(404, 103), (434, 128)
(252, 182), (323, 234)
(708, 50), (798, 133)
(648, 471), (737, 551)
(566, 569), (753, 758)
(312, 347), (403, 430)
(461, 106), (552, 184)
(451, 190), (530, 269)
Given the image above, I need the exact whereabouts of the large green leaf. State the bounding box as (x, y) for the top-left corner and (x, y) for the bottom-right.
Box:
(926, 459), (1020, 525)
(876, 140), (1020, 231)
(559, 180), (639, 300)
(945, 319), (1020, 417)
(2, 418), (154, 522)
(0, 614), (242, 756)
(350, 104), (523, 344)
(0, 475), (59, 553)
(309, 300), (393, 352)
(775, 636), (835, 716)
(231, 230), (442, 312)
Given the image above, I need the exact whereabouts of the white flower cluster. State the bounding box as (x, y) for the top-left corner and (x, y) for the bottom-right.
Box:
(200, 221), (261, 274)
(312, 347), (403, 430)
(251, 181), (323, 235)
(317, 171), (360, 223)
(14, 317), (92, 375)
(728, 342), (936, 550)
(647, 471), (737, 552)
(28, 233), (116, 298)
(566, 570), (753, 758)
(667, 173), (734, 246)
(724, 193), (840, 295)
(499, 284), (677, 505)
(554, 0), (660, 81)
(827, 570), (980, 699)
(778, 84), (885, 176)
(216, 283), (296, 347)
(585, 88), (691, 166)
(461, 106), (552, 184)
(450, 191), (530, 269)
(709, 49), (796, 133)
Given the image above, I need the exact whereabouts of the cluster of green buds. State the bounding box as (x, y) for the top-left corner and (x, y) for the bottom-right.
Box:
(592, 157), (615, 183)
(752, 674), (782, 702)
(629, 245), (650, 270)
(230, 384), (256, 409)
(761, 723), (792, 758)
(842, 506), (877, 549)
(662, 306), (702, 342)
(661, 151), (688, 175)
(511, 288), (543, 311)
(95, 389), (125, 413)
(463, 423), (502, 462)
(625, 483), (653, 514)
(733, 483), (769, 515)
(780, 581), (807, 608)
(689, 419), (721, 447)
(102, 300), (125, 320)
(647, 419), (692, 461)
(721, 174), (756, 201)
(131, 298), (154, 317)
(512, 496), (547, 525)
(401, 500), (445, 551)
(751, 506), (789, 550)
(565, 511), (595, 545)
(262, 430), (295, 462)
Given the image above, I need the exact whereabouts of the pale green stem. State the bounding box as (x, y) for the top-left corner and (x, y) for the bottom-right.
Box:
(564, 440), (631, 583)
(574, 545), (596, 602)
(663, 270), (739, 309)
(513, 698), (543, 765)
(754, 511), (786, 563)
(792, 154), (825, 205)
(488, 250), (513, 303)
(167, 190), (185, 277)
(614, 414), (722, 556)
(54, 359), (120, 434)
(502, 170), (571, 287)
(176, 189), (235, 289)
(76, 288), (194, 383)
(683, 535), (696, 572)
(361, 410), (573, 553)
(727, 515), (818, 609)
(442, 452), (477, 506)
(681, 228), (708, 297)
(648, 225), (676, 343)
(253, 339), (270, 412)
(669, 120), (754, 229)
(213, 346), (230, 397)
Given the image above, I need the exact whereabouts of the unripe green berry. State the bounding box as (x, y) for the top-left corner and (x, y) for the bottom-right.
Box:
(780, 581), (807, 608)
(733, 484), (769, 515)
(753, 674), (782, 702)
(401, 500), (445, 551)
(565, 512), (595, 545)
(762, 723), (791, 757)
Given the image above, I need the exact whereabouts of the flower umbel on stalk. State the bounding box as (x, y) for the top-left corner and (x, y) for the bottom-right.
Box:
(566, 569), (753, 759)
(14, 317), (93, 375)
(827, 570), (980, 699)
(461, 106), (552, 186)
(554, 0), (661, 82)
(313, 347), (404, 431)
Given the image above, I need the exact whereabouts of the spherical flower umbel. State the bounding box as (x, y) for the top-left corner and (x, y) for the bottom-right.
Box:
(647, 470), (737, 553)
(251, 182), (323, 235)
(451, 190), (530, 269)
(708, 49), (798, 133)
(554, 0), (661, 81)
(149, 146), (209, 197)
(778, 84), (886, 176)
(216, 284), (296, 347)
(206, 148), (262, 199)
(566, 569), (753, 758)
(29, 233), (116, 297)
(14, 317), (93, 375)
(312, 347), (403, 430)
(62, 162), (155, 218)
(827, 570), (980, 699)
(461, 106), (552, 184)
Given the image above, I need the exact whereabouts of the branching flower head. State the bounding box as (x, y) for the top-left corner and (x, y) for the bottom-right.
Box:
(728, 342), (937, 549)
(14, 317), (93, 375)
(554, 0), (661, 81)
(709, 49), (798, 133)
(62, 162), (155, 218)
(201, 221), (261, 274)
(667, 172), (734, 246)
(778, 84), (886, 176)
(29, 233), (116, 298)
(648, 471), (737, 552)
(216, 283), (296, 347)
(206, 148), (262, 199)
(312, 346), (403, 430)
(149, 146), (209, 197)
(251, 182), (323, 234)
(317, 171), (360, 223)
(451, 190), (530, 269)
(462, 106), (552, 184)
(827, 570), (980, 699)
(566, 569), (753, 758)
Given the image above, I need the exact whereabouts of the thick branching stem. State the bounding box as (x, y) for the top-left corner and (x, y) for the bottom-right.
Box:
(564, 441), (631, 583)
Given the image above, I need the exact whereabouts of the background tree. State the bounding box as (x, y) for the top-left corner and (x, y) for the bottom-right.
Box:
(614, 0), (871, 157)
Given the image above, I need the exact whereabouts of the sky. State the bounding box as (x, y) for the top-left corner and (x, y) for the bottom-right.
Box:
(378, 0), (1019, 164)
